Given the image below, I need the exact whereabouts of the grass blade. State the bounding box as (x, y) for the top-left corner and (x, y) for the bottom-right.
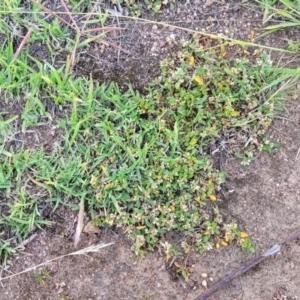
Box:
(74, 197), (85, 248)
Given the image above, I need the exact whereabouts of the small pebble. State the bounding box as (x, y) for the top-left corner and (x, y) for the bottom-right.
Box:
(202, 280), (207, 288)
(160, 41), (167, 47)
(169, 33), (176, 40)
(290, 261), (295, 269)
(201, 273), (208, 278)
(100, 45), (106, 54)
(209, 277), (214, 282)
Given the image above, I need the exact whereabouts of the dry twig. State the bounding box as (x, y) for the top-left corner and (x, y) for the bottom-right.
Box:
(0, 242), (114, 282)
(194, 230), (300, 300)
(12, 28), (33, 62)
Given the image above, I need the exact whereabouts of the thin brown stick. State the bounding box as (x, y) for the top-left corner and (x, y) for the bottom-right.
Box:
(31, 0), (76, 30)
(95, 39), (131, 55)
(83, 26), (124, 33)
(194, 230), (300, 300)
(0, 243), (114, 282)
(60, 0), (79, 31)
(12, 28), (33, 62)
(68, 32), (80, 74)
(81, 0), (100, 33)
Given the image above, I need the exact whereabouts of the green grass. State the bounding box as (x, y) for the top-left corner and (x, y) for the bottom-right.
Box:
(34, 268), (52, 285)
(258, 0), (300, 50)
(0, 0), (298, 262)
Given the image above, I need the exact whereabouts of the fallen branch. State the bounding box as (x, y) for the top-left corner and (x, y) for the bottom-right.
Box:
(194, 230), (300, 300)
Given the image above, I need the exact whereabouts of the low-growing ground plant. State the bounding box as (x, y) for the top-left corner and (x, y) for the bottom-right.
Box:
(34, 268), (52, 285)
(110, 0), (176, 15)
(88, 39), (286, 255)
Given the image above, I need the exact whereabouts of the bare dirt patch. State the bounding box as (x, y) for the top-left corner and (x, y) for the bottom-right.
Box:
(12, 125), (64, 151)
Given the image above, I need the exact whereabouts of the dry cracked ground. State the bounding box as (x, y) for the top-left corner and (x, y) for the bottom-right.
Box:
(1, 1), (300, 299)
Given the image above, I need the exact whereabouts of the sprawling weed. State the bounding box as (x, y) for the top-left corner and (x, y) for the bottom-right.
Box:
(110, 0), (176, 15)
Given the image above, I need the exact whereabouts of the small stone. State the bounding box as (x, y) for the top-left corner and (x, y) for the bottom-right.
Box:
(202, 280), (207, 288)
(83, 221), (101, 234)
(209, 277), (214, 282)
(160, 41), (167, 47)
(151, 42), (158, 52)
(152, 25), (158, 30)
(290, 261), (295, 269)
(201, 273), (208, 278)
(100, 44), (105, 53)
(205, 0), (214, 7)
(169, 33), (176, 40)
